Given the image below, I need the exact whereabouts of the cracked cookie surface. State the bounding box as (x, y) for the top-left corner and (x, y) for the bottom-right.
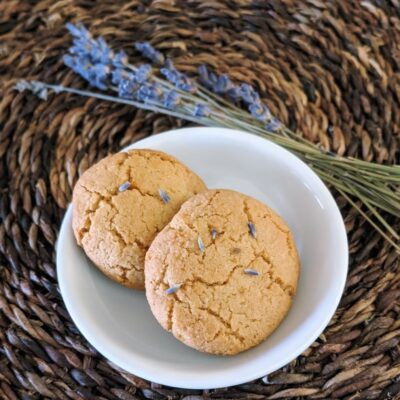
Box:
(72, 149), (207, 289)
(145, 189), (300, 355)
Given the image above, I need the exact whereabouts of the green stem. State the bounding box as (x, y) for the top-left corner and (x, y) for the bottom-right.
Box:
(337, 189), (400, 252)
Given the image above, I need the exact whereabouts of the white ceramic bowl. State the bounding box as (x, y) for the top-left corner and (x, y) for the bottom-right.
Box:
(57, 127), (348, 389)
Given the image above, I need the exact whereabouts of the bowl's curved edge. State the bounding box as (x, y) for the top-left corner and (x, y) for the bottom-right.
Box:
(57, 127), (349, 389)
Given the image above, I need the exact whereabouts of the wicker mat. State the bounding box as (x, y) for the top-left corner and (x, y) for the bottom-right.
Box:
(0, 1), (399, 399)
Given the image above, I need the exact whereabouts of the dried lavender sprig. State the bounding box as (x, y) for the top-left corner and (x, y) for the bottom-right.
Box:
(15, 79), (396, 177)
(42, 25), (400, 168)
(17, 79), (400, 249)
(19, 79), (397, 182)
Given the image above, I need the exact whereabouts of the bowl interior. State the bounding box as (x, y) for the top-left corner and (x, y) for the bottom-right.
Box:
(57, 127), (348, 389)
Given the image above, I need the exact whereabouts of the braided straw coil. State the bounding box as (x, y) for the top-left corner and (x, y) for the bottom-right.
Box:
(0, 1), (399, 399)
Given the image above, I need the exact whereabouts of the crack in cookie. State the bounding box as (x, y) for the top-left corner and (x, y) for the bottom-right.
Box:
(171, 296), (247, 344)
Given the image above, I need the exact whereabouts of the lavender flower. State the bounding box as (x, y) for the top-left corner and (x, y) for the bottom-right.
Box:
(112, 57), (150, 87)
(198, 65), (275, 122)
(63, 54), (89, 78)
(193, 104), (211, 117)
(15, 80), (46, 95)
(15, 80), (65, 99)
(165, 283), (182, 295)
(64, 24), (172, 108)
(115, 66), (152, 98)
(65, 23), (91, 40)
(161, 59), (196, 92)
(37, 89), (47, 100)
(137, 83), (164, 102)
(236, 83), (275, 123)
(160, 60), (179, 84)
(226, 86), (242, 102)
(15, 80), (31, 92)
(198, 66), (241, 101)
(265, 117), (282, 132)
(198, 65), (218, 89)
(239, 84), (261, 104)
(118, 76), (138, 98)
(112, 68), (128, 85)
(87, 64), (110, 90)
(158, 189), (170, 204)
(112, 50), (129, 68)
(118, 182), (131, 192)
(66, 23), (113, 65)
(198, 237), (205, 252)
(249, 103), (271, 122)
(244, 268), (259, 276)
(248, 222), (257, 238)
(135, 42), (165, 65)
(214, 74), (233, 94)
(64, 23), (114, 90)
(201, 70), (239, 99)
(135, 64), (152, 84)
(91, 37), (113, 64)
(164, 90), (180, 109)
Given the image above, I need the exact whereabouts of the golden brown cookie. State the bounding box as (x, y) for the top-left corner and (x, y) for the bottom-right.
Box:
(72, 149), (207, 290)
(145, 189), (300, 355)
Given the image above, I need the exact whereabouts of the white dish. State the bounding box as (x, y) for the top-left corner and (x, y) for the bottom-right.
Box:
(57, 127), (348, 389)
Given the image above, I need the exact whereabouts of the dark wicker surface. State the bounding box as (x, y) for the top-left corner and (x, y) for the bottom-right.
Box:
(1, 1), (400, 399)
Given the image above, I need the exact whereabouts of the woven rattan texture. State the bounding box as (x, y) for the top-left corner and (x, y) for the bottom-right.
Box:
(0, 1), (399, 399)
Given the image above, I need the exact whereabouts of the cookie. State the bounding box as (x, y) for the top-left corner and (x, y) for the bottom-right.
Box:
(72, 149), (207, 290)
(145, 189), (300, 355)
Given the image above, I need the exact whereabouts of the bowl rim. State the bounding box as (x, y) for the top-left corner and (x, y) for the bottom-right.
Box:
(57, 126), (348, 389)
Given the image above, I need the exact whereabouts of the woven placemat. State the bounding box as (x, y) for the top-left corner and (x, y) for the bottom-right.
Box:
(1, 1), (399, 399)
